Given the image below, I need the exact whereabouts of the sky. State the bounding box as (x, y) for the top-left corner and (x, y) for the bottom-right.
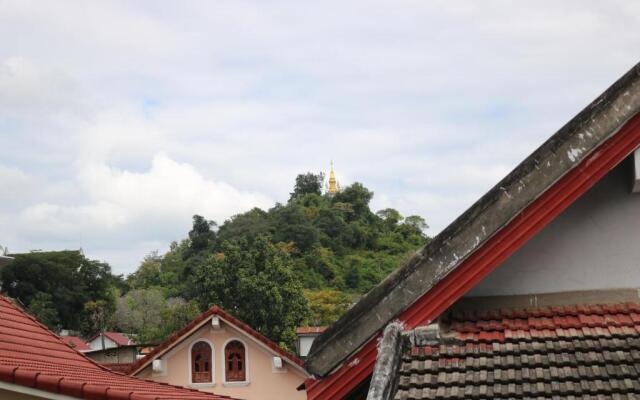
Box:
(2, 1), (640, 275)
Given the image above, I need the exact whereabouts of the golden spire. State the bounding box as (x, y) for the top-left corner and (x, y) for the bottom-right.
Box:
(327, 161), (340, 195)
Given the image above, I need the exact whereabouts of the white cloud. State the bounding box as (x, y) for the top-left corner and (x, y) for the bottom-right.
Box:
(17, 153), (271, 254)
(0, 57), (77, 113)
(2, 1), (640, 272)
(77, 154), (272, 224)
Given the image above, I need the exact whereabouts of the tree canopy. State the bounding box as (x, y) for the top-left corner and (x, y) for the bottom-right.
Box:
(290, 172), (325, 201)
(0, 251), (119, 334)
(189, 237), (308, 347)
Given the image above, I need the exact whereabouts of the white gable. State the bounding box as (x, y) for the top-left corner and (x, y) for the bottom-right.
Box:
(469, 157), (640, 297)
(87, 334), (118, 351)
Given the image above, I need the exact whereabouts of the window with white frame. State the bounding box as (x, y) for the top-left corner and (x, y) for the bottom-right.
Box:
(191, 341), (213, 383)
(224, 340), (246, 382)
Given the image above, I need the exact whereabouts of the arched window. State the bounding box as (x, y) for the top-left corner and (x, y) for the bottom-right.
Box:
(191, 341), (212, 383)
(225, 340), (246, 382)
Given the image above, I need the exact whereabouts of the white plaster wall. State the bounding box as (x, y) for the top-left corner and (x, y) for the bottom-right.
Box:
(468, 157), (640, 297)
(88, 335), (117, 351)
(298, 336), (315, 357)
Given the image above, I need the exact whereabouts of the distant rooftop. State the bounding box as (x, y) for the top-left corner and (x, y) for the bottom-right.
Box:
(297, 326), (327, 335)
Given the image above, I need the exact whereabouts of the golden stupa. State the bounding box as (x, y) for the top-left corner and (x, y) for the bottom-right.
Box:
(327, 161), (340, 196)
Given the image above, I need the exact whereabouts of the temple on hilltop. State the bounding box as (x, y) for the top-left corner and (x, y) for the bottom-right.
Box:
(326, 161), (340, 196)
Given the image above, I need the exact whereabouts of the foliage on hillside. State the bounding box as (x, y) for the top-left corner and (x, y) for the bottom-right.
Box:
(0, 173), (429, 350)
(125, 173), (429, 347)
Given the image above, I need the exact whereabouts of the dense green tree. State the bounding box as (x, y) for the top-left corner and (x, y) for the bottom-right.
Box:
(403, 215), (429, 233)
(189, 236), (309, 348)
(289, 172), (324, 201)
(127, 252), (163, 289)
(113, 288), (200, 343)
(114, 288), (164, 341)
(271, 204), (319, 252)
(160, 297), (201, 340)
(217, 208), (271, 243)
(332, 182), (374, 220)
(303, 247), (340, 286)
(27, 292), (60, 329)
(126, 244), (190, 298)
(0, 251), (119, 332)
(314, 208), (348, 252)
(187, 215), (216, 254)
(82, 299), (115, 337)
(376, 208), (404, 227)
(304, 289), (353, 326)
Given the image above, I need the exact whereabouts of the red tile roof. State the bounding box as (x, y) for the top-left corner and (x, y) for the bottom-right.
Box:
(296, 327), (326, 335)
(447, 302), (640, 341)
(394, 302), (640, 399)
(0, 295), (238, 400)
(89, 332), (133, 346)
(129, 305), (305, 375)
(102, 363), (134, 373)
(61, 336), (91, 351)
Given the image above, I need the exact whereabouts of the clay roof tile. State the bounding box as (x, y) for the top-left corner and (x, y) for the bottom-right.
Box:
(0, 295), (238, 400)
(393, 302), (640, 400)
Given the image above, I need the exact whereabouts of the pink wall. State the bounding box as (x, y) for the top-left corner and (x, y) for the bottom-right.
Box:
(135, 318), (308, 400)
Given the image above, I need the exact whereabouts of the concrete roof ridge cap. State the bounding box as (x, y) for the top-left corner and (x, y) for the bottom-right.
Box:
(366, 321), (405, 400)
(412, 323), (441, 347)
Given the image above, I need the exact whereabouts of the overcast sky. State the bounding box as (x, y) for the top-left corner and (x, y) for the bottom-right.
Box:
(2, 1), (640, 275)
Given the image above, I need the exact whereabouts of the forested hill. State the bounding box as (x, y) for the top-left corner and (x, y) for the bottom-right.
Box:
(1, 172), (429, 350)
(126, 172), (430, 346)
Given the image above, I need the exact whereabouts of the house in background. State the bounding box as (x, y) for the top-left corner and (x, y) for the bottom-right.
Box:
(296, 326), (326, 358)
(87, 331), (134, 350)
(84, 344), (144, 373)
(60, 335), (91, 352)
(128, 305), (310, 400)
(0, 294), (238, 400)
(304, 62), (640, 400)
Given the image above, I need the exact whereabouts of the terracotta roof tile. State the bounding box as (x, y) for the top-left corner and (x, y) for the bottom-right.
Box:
(60, 336), (91, 352)
(102, 363), (134, 373)
(0, 295), (237, 400)
(395, 302), (640, 400)
(296, 326), (327, 335)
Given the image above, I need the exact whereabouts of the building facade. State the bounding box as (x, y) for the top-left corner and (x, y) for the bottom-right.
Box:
(129, 306), (309, 400)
